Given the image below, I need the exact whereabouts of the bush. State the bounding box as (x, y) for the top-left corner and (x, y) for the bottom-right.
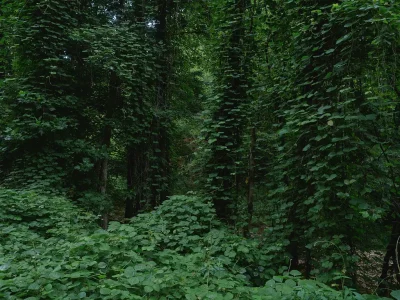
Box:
(0, 190), (393, 299)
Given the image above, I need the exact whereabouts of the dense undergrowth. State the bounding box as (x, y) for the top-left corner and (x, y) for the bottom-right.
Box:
(0, 189), (395, 299)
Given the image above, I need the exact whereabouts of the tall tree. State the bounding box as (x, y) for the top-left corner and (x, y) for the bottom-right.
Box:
(206, 0), (250, 221)
(267, 0), (400, 283)
(0, 0), (90, 192)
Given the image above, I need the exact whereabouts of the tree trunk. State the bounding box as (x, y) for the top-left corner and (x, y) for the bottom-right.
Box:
(99, 124), (111, 229)
(210, 0), (247, 221)
(378, 218), (400, 296)
(244, 127), (256, 237)
(98, 70), (121, 229)
(125, 138), (148, 218)
(149, 0), (172, 207)
(125, 148), (135, 218)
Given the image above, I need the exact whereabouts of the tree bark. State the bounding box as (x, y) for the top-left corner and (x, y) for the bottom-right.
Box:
(149, 0), (172, 207)
(125, 143), (146, 218)
(210, 0), (247, 221)
(98, 70), (121, 229)
(379, 90), (400, 294)
(244, 127), (256, 237)
(378, 219), (400, 295)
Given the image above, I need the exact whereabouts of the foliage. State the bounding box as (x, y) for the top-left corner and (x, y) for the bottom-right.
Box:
(1, 0), (400, 297)
(265, 0), (400, 283)
(0, 190), (392, 299)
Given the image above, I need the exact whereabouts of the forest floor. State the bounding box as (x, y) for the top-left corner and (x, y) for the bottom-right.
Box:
(357, 250), (385, 293)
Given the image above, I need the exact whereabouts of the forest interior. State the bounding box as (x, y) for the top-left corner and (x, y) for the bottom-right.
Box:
(2, 0), (400, 299)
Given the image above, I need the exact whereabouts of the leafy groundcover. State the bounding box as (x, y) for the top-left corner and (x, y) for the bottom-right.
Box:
(0, 189), (393, 299)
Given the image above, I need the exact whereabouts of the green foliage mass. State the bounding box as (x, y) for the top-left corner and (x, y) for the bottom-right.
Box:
(0, 190), (391, 299)
(1, 0), (400, 298)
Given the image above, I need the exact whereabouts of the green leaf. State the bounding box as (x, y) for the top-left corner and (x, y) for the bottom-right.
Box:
(336, 34), (351, 44)
(326, 174), (337, 181)
(344, 179), (356, 185)
(224, 293), (234, 300)
(238, 245), (249, 253)
(326, 86), (337, 93)
(100, 288), (111, 295)
(285, 279), (296, 288)
(289, 270), (302, 277)
(28, 282), (40, 290)
(392, 290), (400, 299)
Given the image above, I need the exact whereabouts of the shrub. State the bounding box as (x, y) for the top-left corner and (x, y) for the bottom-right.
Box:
(0, 190), (393, 299)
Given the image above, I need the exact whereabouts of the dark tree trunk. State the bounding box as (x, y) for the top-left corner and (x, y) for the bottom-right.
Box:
(288, 233), (299, 271)
(98, 70), (121, 229)
(125, 142), (147, 218)
(124, 0), (152, 218)
(159, 122), (170, 203)
(148, 0), (172, 207)
(210, 0), (247, 221)
(99, 128), (111, 229)
(244, 127), (256, 237)
(125, 149), (135, 218)
(378, 92), (400, 294)
(305, 248), (312, 278)
(378, 218), (400, 296)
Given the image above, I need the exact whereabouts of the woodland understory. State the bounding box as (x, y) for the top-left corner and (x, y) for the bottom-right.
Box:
(1, 0), (400, 299)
